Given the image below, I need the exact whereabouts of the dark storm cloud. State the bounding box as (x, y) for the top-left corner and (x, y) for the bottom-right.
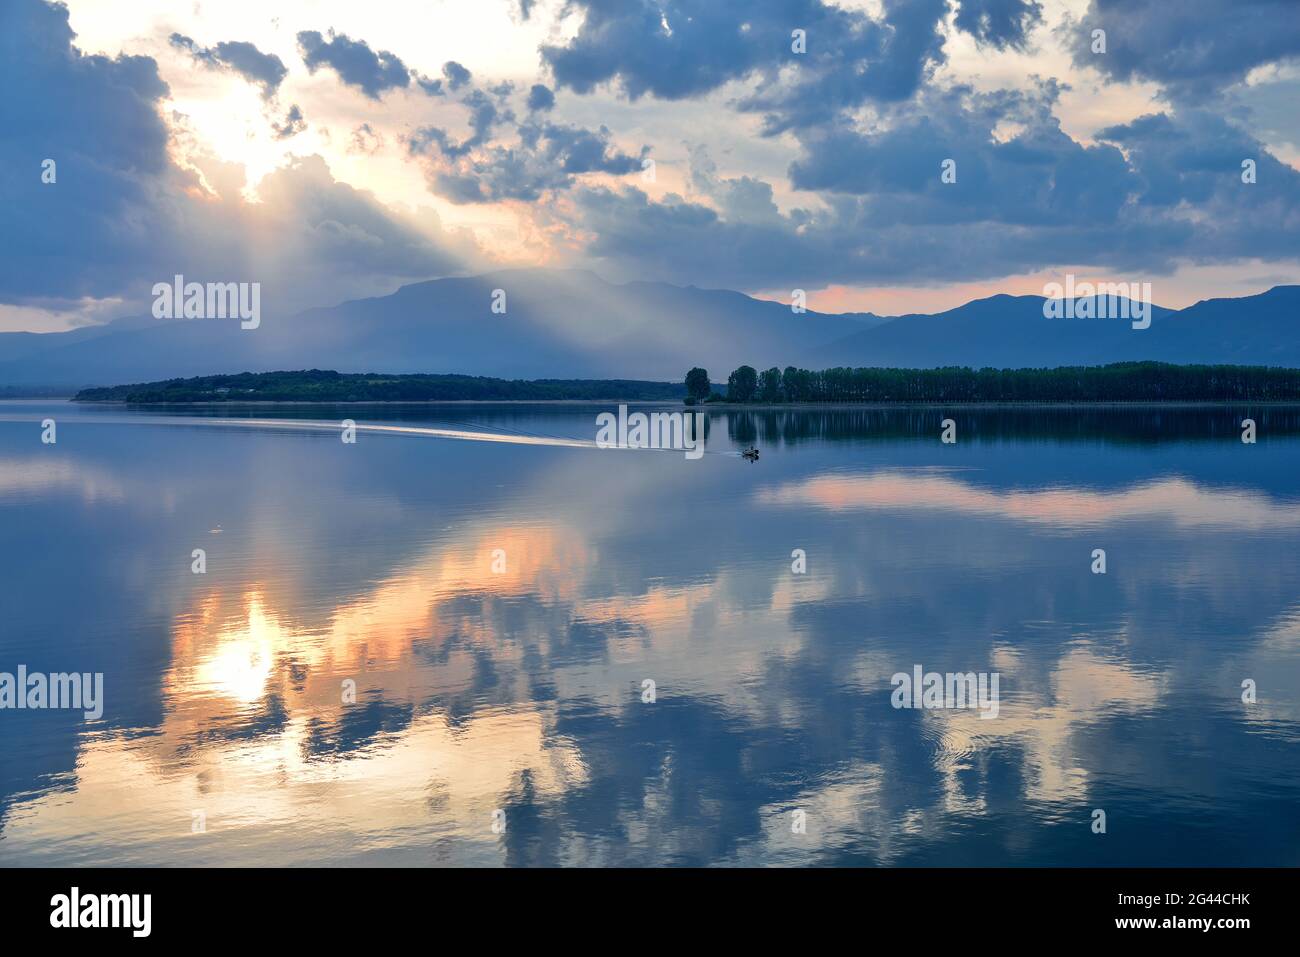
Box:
(296, 29), (410, 99)
(1067, 0), (1300, 100)
(170, 34), (289, 98)
(952, 0), (1043, 50)
(542, 0), (949, 133)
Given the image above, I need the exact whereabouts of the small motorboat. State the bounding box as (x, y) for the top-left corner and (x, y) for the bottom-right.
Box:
(741, 446), (760, 462)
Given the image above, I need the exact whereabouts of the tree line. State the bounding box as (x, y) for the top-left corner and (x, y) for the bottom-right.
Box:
(76, 370), (685, 403)
(683, 362), (1300, 403)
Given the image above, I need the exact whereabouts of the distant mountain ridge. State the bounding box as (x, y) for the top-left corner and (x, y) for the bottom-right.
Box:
(1, 269), (1296, 390)
(806, 286), (1300, 369)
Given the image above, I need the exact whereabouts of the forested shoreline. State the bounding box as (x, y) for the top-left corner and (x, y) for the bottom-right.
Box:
(70, 362), (1300, 404)
(74, 370), (684, 402)
(683, 362), (1300, 404)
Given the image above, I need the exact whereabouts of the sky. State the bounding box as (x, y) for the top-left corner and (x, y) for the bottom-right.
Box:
(3, 0), (1300, 331)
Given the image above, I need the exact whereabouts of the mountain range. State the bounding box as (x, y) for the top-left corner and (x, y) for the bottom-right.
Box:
(1, 269), (1297, 390)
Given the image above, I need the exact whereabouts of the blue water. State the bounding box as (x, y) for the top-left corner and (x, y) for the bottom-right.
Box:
(0, 400), (1297, 866)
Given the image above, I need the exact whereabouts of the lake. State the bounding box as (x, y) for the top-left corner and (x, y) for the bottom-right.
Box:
(1, 400), (1298, 866)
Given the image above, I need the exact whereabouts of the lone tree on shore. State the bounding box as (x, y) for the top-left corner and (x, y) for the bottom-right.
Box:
(685, 367), (711, 401)
(727, 365), (758, 402)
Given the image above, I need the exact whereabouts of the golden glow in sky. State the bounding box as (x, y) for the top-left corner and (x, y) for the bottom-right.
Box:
(3, 0), (1296, 331)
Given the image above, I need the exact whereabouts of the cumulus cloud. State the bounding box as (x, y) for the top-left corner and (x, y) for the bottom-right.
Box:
(296, 29), (410, 99)
(170, 33), (288, 98)
(531, 122), (644, 175)
(1093, 109), (1300, 260)
(518, 0), (1300, 295)
(408, 87), (513, 161)
(788, 84), (1134, 226)
(542, 0), (950, 133)
(407, 71), (644, 204)
(560, 89), (1300, 291)
(442, 60), (472, 91)
(526, 83), (556, 112)
(410, 117), (644, 204)
(952, 0), (1043, 50)
(7, 0), (1300, 323)
(414, 74), (445, 96)
(1066, 0), (1300, 101)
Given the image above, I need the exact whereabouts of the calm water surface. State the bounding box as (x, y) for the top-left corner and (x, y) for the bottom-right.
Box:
(1, 400), (1298, 866)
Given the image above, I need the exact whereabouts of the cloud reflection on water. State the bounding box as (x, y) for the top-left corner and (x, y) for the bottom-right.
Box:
(2, 406), (1299, 865)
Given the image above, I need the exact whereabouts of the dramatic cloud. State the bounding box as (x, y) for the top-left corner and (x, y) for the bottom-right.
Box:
(509, 0), (1300, 293)
(0, 0), (477, 323)
(952, 0), (1043, 50)
(296, 29), (410, 99)
(788, 84), (1134, 226)
(6, 0), (1300, 327)
(1067, 0), (1300, 100)
(1093, 109), (1300, 260)
(542, 0), (950, 133)
(2, 0), (170, 305)
(561, 92), (1300, 291)
(170, 33), (288, 98)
